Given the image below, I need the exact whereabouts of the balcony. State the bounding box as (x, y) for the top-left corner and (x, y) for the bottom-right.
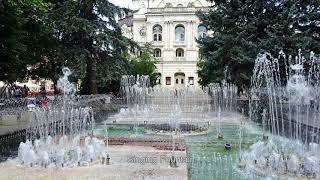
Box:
(155, 57), (188, 62)
(152, 40), (164, 47)
(155, 57), (163, 62)
(173, 41), (187, 47)
(147, 7), (209, 14)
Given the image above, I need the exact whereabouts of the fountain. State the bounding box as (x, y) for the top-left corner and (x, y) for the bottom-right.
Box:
(243, 50), (320, 178)
(103, 75), (247, 179)
(112, 75), (220, 136)
(249, 50), (320, 141)
(6, 49), (320, 179)
(16, 68), (106, 167)
(120, 75), (150, 105)
(113, 75), (238, 124)
(57, 67), (76, 96)
(205, 81), (238, 112)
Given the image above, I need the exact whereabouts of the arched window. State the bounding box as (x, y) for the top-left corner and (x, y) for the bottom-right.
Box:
(177, 4), (183, 8)
(153, 25), (162, 41)
(175, 25), (185, 42)
(154, 48), (161, 57)
(176, 48), (184, 57)
(198, 25), (207, 39)
(139, 3), (146, 13)
(176, 4), (183, 11)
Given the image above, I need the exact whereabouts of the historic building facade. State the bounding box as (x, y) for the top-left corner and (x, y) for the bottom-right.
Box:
(120, 0), (211, 88)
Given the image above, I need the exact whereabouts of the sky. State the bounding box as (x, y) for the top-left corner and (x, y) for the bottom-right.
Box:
(109, 0), (133, 8)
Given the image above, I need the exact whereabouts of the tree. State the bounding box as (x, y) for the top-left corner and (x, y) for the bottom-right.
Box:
(0, 0), (50, 83)
(46, 0), (134, 95)
(197, 0), (320, 89)
(130, 44), (159, 87)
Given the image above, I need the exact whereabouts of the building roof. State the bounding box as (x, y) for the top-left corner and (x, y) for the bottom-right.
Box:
(119, 15), (133, 27)
(119, 8), (138, 27)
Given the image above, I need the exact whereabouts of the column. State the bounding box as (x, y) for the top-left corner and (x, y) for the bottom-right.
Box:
(192, 21), (197, 49)
(187, 21), (192, 49)
(190, 21), (193, 48)
(163, 21), (167, 49)
(146, 22), (152, 42)
(169, 21), (174, 49)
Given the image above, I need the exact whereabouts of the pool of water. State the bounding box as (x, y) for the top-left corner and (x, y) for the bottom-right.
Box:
(94, 124), (173, 140)
(186, 123), (265, 180)
(94, 120), (268, 180)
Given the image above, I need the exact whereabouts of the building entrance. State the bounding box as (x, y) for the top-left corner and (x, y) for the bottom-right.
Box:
(174, 72), (185, 89)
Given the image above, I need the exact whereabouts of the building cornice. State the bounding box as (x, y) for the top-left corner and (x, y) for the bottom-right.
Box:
(147, 7), (209, 14)
(157, 61), (198, 64)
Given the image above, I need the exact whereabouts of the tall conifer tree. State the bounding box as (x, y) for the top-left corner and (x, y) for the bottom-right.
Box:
(197, 0), (320, 89)
(48, 0), (134, 94)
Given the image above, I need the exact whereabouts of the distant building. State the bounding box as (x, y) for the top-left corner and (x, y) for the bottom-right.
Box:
(119, 0), (212, 88)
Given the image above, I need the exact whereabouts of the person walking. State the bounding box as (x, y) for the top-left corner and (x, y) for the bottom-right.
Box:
(40, 85), (46, 97)
(22, 85), (29, 97)
(13, 86), (22, 106)
(14, 86), (22, 98)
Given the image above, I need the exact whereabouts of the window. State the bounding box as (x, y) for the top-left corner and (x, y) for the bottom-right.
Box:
(181, 79), (184, 84)
(188, 77), (194, 85)
(175, 25), (185, 41)
(198, 25), (207, 39)
(166, 77), (171, 85)
(177, 4), (183, 8)
(154, 49), (161, 57)
(176, 48), (184, 57)
(176, 4), (183, 11)
(176, 79), (179, 84)
(153, 25), (162, 41)
(140, 3), (146, 13)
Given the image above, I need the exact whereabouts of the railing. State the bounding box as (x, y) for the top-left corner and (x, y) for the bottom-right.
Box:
(176, 57), (186, 61)
(157, 60), (197, 64)
(173, 41), (187, 46)
(155, 57), (187, 62)
(147, 7), (210, 14)
(152, 40), (164, 45)
(155, 57), (163, 61)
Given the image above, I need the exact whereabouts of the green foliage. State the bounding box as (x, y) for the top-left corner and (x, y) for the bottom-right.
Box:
(0, 0), (51, 83)
(197, 0), (320, 89)
(1, 0), (136, 94)
(31, 0), (136, 94)
(130, 44), (159, 87)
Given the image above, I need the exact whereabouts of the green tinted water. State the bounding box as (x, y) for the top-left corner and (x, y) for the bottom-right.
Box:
(95, 122), (266, 180)
(185, 123), (265, 180)
(94, 124), (173, 139)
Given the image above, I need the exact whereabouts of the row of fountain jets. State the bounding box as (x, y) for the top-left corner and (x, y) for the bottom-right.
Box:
(15, 50), (320, 178)
(120, 50), (320, 178)
(17, 68), (105, 168)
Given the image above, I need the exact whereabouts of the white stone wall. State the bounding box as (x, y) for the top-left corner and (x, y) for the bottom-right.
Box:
(122, 0), (211, 88)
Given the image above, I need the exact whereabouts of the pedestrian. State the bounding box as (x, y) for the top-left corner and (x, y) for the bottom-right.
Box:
(40, 85), (46, 98)
(22, 85), (29, 97)
(10, 86), (14, 98)
(5, 87), (9, 98)
(14, 86), (22, 98)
